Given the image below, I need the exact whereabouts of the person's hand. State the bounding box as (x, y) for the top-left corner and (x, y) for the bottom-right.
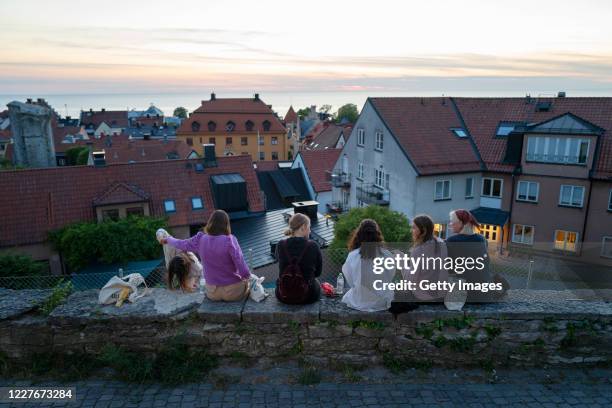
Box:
(159, 238), (168, 245)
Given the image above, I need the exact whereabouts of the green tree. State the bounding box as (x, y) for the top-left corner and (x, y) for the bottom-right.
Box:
(0, 253), (46, 278)
(287, 150), (293, 161)
(49, 216), (167, 272)
(297, 107), (311, 120)
(65, 146), (90, 166)
(335, 103), (359, 124)
(173, 107), (188, 119)
(330, 205), (411, 250)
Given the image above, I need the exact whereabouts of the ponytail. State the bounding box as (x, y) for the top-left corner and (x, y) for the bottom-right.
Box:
(284, 213), (310, 236)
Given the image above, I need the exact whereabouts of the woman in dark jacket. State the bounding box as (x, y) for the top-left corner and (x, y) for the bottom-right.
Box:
(275, 213), (322, 304)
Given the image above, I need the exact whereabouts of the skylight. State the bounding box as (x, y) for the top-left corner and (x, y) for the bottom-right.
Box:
(451, 128), (467, 138)
(496, 123), (516, 137)
(164, 200), (176, 213)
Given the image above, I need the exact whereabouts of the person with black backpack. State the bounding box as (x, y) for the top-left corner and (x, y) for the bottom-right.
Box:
(275, 213), (323, 305)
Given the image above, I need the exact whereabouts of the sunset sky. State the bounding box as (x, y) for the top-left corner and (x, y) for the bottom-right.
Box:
(2, 0), (612, 96)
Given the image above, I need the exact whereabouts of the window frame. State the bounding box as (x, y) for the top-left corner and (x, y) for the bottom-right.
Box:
(608, 190), (612, 211)
(271, 151), (279, 160)
(191, 196), (204, 211)
(526, 136), (590, 165)
(559, 185), (585, 208)
(601, 236), (612, 259)
(357, 128), (365, 147)
(434, 179), (452, 201)
(465, 177), (474, 199)
(554, 229), (578, 252)
(451, 128), (467, 138)
(357, 162), (364, 180)
(516, 180), (539, 203)
(259, 151), (265, 160)
(374, 168), (386, 189)
(511, 224), (534, 245)
(163, 199), (176, 214)
(126, 206), (144, 217)
(102, 209), (120, 222)
(241, 137), (248, 146)
(375, 131), (383, 151)
(271, 136), (278, 145)
(482, 177), (503, 198)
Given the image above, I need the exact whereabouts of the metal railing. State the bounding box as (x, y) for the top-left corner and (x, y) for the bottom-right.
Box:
(356, 183), (390, 205)
(330, 171), (351, 188)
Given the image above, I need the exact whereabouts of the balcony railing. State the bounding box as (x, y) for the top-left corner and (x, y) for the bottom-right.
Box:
(326, 201), (349, 214)
(330, 171), (351, 188)
(356, 183), (390, 206)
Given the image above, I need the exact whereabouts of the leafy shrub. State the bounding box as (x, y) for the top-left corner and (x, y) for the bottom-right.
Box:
(0, 253), (46, 278)
(49, 216), (167, 272)
(39, 280), (73, 315)
(330, 205), (411, 250)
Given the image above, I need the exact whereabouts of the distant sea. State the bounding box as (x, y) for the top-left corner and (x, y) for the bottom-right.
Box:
(1, 89), (610, 118)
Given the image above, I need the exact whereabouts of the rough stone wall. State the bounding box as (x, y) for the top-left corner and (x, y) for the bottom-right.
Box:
(7, 101), (56, 168)
(0, 289), (611, 368)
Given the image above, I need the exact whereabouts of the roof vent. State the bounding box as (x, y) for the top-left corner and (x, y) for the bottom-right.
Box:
(101, 108), (105, 112)
(92, 150), (106, 167)
(557, 91), (566, 98)
(211, 92), (216, 101)
(536, 101), (552, 112)
(254, 93), (260, 101)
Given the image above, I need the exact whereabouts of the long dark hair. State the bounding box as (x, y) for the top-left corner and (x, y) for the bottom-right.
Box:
(168, 253), (192, 291)
(205, 209), (231, 235)
(413, 214), (440, 255)
(348, 219), (384, 259)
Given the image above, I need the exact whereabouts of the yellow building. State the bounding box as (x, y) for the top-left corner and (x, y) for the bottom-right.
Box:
(177, 93), (288, 161)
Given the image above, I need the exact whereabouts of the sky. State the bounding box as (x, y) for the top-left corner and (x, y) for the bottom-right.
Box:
(2, 0), (612, 97)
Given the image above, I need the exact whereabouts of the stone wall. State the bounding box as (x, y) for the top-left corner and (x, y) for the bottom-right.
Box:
(1, 288), (611, 368)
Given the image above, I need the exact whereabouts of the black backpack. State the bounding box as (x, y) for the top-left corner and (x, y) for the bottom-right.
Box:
(277, 240), (311, 304)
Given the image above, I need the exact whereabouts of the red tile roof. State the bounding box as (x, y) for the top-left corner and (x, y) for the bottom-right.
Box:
(307, 123), (352, 150)
(298, 149), (343, 193)
(453, 97), (612, 179)
(80, 109), (129, 129)
(369, 98), (482, 175)
(254, 160), (293, 172)
(0, 155), (264, 247)
(284, 106), (298, 123)
(178, 96), (286, 135)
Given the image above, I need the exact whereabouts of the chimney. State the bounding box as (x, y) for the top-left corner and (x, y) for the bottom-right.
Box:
(37, 98), (44, 104)
(292, 201), (319, 220)
(66, 116), (71, 120)
(558, 91), (566, 98)
(202, 143), (217, 167)
(101, 108), (106, 112)
(525, 94), (532, 104)
(254, 93), (260, 101)
(89, 108), (93, 113)
(211, 92), (216, 101)
(92, 150), (106, 167)
(26, 98), (33, 104)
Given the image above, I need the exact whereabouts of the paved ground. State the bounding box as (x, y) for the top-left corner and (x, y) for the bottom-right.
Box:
(1, 366), (611, 407)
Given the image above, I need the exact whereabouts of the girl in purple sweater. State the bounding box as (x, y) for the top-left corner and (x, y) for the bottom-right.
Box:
(160, 210), (251, 301)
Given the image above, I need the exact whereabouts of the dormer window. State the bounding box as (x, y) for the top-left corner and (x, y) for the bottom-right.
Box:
(245, 120), (254, 131)
(207, 121), (216, 132)
(226, 121), (236, 132)
(262, 120), (271, 132)
(191, 121), (200, 132)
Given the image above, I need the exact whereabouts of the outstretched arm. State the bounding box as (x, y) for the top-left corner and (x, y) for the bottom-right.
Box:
(166, 232), (203, 254)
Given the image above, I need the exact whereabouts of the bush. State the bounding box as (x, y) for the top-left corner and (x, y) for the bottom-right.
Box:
(0, 253), (46, 278)
(330, 205), (411, 250)
(49, 216), (167, 272)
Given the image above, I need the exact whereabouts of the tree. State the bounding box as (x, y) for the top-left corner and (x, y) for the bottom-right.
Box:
(335, 103), (359, 124)
(330, 205), (411, 251)
(65, 146), (90, 166)
(0, 253), (46, 278)
(173, 107), (188, 119)
(297, 107), (311, 120)
(49, 216), (167, 272)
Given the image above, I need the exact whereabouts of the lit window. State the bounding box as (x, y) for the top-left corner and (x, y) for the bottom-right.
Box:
(434, 180), (451, 201)
(512, 224), (534, 245)
(554, 230), (578, 252)
(375, 131), (383, 151)
(559, 185), (584, 207)
(433, 223), (447, 239)
(451, 128), (467, 138)
(602, 237), (612, 259)
(164, 200), (176, 213)
(191, 197), (203, 210)
(482, 177), (503, 198)
(517, 181), (539, 202)
(357, 129), (365, 146)
(465, 177), (474, 198)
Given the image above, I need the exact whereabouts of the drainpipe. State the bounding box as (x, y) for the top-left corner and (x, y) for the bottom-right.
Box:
(579, 180), (593, 257)
(507, 167), (519, 256)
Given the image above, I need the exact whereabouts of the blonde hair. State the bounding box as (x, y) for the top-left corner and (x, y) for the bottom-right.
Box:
(284, 213), (310, 236)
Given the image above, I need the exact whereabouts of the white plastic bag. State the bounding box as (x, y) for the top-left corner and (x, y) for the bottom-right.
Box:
(249, 274), (268, 302)
(98, 273), (149, 305)
(444, 276), (467, 311)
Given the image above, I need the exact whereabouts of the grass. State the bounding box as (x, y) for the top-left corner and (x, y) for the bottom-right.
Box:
(382, 353), (432, 374)
(297, 366), (322, 385)
(39, 280), (73, 315)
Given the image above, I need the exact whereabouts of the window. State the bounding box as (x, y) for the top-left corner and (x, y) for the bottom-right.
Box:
(465, 177), (474, 198)
(209, 137), (216, 144)
(258, 135), (264, 146)
(357, 128), (365, 146)
(554, 230), (578, 252)
(375, 168), (386, 188)
(225, 121), (235, 132)
(602, 237), (612, 259)
(517, 181), (539, 202)
(271, 151), (279, 160)
(262, 120), (271, 132)
(482, 177), (503, 198)
(451, 128), (467, 138)
(191, 121), (200, 132)
(526, 136), (590, 165)
(434, 180), (451, 201)
(608, 190), (612, 211)
(164, 200), (176, 213)
(226, 137), (232, 145)
(495, 122), (518, 137)
(207, 121), (216, 132)
(559, 185), (584, 207)
(191, 197), (203, 210)
(481, 224), (500, 241)
(102, 209), (120, 221)
(245, 120), (254, 132)
(433, 223), (447, 239)
(357, 162), (364, 180)
(126, 207), (144, 217)
(241, 137), (248, 146)
(375, 131), (383, 151)
(512, 224), (534, 245)
(271, 136), (278, 145)
(259, 151), (265, 160)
